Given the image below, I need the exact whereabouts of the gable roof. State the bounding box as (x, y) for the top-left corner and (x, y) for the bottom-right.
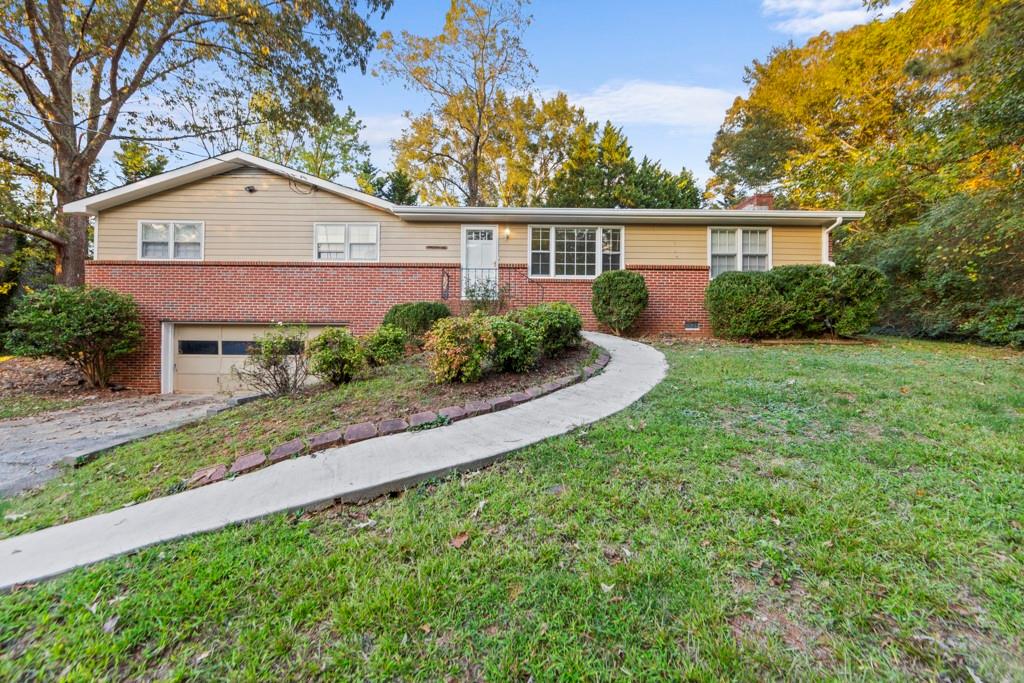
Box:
(62, 150), (395, 215)
(64, 150), (864, 227)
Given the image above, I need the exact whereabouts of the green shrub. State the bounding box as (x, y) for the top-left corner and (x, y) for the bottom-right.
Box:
(424, 312), (495, 383)
(381, 302), (451, 341)
(591, 270), (649, 335)
(960, 298), (1024, 348)
(4, 285), (142, 388)
(489, 316), (542, 372)
(829, 265), (890, 337)
(307, 327), (366, 386)
(233, 325), (310, 396)
(705, 271), (788, 339)
(508, 302), (582, 356)
(363, 324), (408, 366)
(704, 265), (888, 340)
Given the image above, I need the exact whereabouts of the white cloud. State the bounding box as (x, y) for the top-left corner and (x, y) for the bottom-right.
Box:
(561, 80), (738, 131)
(360, 114), (407, 146)
(762, 0), (910, 34)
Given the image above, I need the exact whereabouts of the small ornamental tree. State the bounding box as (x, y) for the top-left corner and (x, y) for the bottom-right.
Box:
(233, 325), (311, 396)
(591, 270), (649, 335)
(4, 286), (142, 388)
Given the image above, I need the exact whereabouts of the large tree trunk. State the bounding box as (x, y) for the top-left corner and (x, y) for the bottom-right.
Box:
(55, 158), (92, 287)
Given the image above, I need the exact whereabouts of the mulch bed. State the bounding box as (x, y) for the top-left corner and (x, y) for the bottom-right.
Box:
(0, 357), (141, 401)
(331, 342), (597, 425)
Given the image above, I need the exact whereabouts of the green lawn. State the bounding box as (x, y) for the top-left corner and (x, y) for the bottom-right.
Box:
(1, 338), (1022, 680)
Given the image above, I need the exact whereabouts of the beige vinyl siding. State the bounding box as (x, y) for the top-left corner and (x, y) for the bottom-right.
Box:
(97, 168), (462, 263)
(772, 226), (825, 266)
(625, 225), (707, 266)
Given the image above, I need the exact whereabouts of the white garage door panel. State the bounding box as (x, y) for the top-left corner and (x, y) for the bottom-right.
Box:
(173, 324), (324, 394)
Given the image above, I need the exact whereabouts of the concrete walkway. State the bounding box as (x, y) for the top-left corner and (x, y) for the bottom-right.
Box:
(0, 333), (666, 590)
(1, 394), (233, 496)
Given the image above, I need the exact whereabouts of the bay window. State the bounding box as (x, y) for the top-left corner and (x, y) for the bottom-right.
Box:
(710, 227), (770, 277)
(139, 221), (203, 260)
(529, 226), (623, 277)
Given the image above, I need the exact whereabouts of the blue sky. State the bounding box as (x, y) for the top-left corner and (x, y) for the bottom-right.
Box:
(336, 0), (905, 186)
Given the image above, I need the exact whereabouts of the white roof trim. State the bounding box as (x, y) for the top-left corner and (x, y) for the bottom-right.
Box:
(392, 206), (865, 227)
(63, 150), (395, 215)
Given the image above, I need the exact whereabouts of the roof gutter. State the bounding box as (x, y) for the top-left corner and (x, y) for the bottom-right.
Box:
(822, 216), (843, 265)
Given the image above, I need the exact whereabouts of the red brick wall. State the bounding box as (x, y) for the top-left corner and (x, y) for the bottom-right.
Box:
(85, 261), (710, 392)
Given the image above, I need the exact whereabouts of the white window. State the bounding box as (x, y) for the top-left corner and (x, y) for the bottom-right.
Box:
(528, 226), (623, 278)
(710, 228), (771, 277)
(139, 221), (203, 260)
(314, 223), (379, 261)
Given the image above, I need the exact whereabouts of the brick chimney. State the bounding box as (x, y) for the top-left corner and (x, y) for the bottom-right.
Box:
(733, 193), (774, 210)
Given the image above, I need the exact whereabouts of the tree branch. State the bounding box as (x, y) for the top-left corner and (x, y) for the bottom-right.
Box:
(0, 218), (66, 248)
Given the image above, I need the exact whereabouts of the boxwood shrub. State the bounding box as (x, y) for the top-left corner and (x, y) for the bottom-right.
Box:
(508, 302), (582, 356)
(308, 327), (366, 385)
(591, 270), (649, 335)
(381, 302), (451, 341)
(363, 323), (408, 367)
(705, 264), (888, 339)
(489, 317), (542, 372)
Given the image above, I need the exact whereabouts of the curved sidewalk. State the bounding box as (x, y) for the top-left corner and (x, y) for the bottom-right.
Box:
(0, 332), (666, 590)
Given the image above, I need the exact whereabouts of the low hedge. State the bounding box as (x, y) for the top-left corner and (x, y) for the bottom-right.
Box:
(959, 297), (1024, 348)
(705, 264), (888, 339)
(507, 302), (582, 356)
(591, 270), (648, 335)
(382, 302), (451, 341)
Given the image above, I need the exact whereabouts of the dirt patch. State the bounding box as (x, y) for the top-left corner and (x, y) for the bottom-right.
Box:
(0, 356), (142, 401)
(728, 575), (834, 665)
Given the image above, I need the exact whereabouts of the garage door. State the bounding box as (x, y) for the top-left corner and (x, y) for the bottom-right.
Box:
(173, 324), (325, 394)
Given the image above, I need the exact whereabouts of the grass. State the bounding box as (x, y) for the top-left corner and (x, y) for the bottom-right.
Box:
(0, 395), (87, 420)
(0, 346), (594, 537)
(1, 337), (1022, 680)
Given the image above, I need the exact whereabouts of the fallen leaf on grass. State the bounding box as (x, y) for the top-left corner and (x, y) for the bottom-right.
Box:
(194, 651), (211, 664)
(600, 583), (615, 593)
(420, 624), (431, 634)
(450, 532), (469, 549)
(102, 616), (119, 633)
(471, 499), (487, 518)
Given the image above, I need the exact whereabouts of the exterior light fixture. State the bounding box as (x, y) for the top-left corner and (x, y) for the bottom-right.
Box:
(504, 227), (511, 240)
(244, 185), (257, 194)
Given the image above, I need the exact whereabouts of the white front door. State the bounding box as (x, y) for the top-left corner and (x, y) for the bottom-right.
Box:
(462, 226), (498, 298)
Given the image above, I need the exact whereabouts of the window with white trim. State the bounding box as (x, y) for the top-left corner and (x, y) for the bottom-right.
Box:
(314, 223), (379, 261)
(529, 226), (623, 277)
(710, 228), (770, 277)
(140, 221), (203, 259)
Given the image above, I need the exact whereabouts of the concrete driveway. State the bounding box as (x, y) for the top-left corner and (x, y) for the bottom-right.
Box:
(1, 394), (234, 496)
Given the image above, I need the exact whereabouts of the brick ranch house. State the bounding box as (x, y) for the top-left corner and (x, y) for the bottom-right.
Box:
(65, 151), (863, 394)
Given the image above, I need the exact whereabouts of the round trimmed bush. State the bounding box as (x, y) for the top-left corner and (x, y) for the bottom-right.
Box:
(424, 312), (496, 383)
(363, 324), (408, 367)
(381, 302), (451, 341)
(508, 302), (582, 356)
(489, 316), (542, 372)
(591, 270), (649, 335)
(308, 327), (366, 385)
(704, 271), (788, 339)
(3, 285), (142, 388)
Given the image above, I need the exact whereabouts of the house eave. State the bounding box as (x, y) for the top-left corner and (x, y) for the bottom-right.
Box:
(392, 206), (865, 227)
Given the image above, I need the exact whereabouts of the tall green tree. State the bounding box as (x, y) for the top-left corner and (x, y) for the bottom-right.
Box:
(547, 123), (701, 209)
(355, 161), (418, 204)
(0, 0), (392, 285)
(113, 141), (168, 185)
(242, 107), (370, 181)
(380, 0), (535, 206)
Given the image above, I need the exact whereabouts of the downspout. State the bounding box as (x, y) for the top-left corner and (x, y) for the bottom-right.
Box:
(822, 216), (842, 266)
